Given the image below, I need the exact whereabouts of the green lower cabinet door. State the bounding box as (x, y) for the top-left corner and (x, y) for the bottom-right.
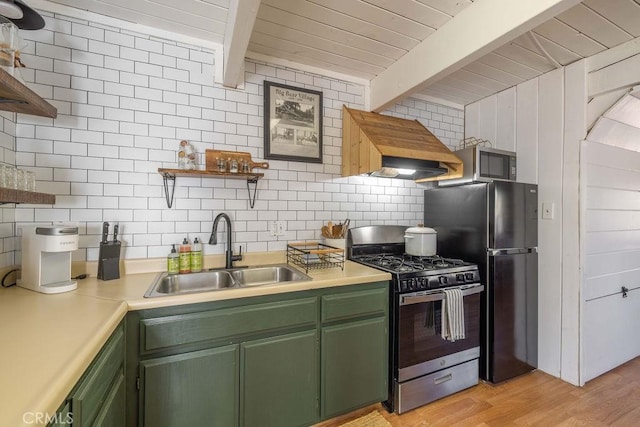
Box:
(140, 344), (239, 427)
(241, 330), (318, 427)
(321, 317), (388, 419)
(93, 372), (125, 427)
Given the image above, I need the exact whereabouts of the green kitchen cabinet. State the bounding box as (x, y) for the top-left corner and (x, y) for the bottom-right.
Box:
(320, 286), (388, 419)
(126, 281), (389, 427)
(49, 401), (72, 427)
(241, 330), (318, 427)
(139, 345), (238, 427)
(321, 317), (388, 419)
(49, 322), (125, 427)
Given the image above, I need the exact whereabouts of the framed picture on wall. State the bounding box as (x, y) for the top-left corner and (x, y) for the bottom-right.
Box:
(264, 81), (323, 163)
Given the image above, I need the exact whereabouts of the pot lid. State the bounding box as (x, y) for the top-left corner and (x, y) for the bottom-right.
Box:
(406, 225), (436, 234)
(0, 0), (44, 30)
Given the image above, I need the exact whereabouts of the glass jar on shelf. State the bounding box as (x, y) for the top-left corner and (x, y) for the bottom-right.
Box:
(230, 158), (238, 173)
(216, 157), (226, 172)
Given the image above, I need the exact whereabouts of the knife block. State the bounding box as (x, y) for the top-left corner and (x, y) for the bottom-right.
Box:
(98, 241), (121, 281)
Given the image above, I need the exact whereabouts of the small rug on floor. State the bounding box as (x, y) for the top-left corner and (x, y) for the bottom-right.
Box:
(339, 410), (392, 427)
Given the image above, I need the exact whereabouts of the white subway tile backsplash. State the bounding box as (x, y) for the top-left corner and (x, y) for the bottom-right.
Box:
(35, 208), (70, 222)
(176, 70), (204, 90)
(88, 92), (119, 107)
(2, 13), (462, 265)
(72, 103), (103, 119)
(89, 65), (120, 82)
(136, 38), (163, 54)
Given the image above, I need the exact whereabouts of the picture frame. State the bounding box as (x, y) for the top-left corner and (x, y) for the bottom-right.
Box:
(264, 81), (323, 164)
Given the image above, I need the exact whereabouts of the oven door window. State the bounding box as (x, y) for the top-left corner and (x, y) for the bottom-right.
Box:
(398, 293), (480, 371)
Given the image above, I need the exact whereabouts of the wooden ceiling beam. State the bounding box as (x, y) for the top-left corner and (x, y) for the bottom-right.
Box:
(369, 0), (583, 111)
(223, 0), (261, 88)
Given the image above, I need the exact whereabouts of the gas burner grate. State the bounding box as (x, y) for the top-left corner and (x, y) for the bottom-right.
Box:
(404, 255), (468, 269)
(352, 253), (475, 275)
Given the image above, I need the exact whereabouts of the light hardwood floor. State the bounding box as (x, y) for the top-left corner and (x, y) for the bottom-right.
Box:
(319, 357), (640, 426)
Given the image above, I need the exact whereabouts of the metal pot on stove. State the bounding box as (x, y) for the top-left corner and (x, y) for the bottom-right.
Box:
(404, 225), (437, 256)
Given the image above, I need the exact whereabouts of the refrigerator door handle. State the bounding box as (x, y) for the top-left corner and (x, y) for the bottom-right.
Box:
(487, 247), (538, 256)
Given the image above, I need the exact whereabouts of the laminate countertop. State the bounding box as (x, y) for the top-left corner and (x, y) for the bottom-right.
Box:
(0, 259), (390, 427)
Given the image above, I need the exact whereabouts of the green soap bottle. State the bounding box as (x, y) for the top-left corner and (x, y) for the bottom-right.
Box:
(167, 244), (179, 274)
(191, 237), (203, 273)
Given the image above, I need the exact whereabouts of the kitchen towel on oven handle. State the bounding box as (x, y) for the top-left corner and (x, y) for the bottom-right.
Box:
(442, 288), (465, 342)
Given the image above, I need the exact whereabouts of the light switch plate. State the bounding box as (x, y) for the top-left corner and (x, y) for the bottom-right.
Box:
(542, 202), (554, 220)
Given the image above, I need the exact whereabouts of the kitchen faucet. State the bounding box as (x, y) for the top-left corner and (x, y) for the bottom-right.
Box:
(209, 213), (242, 269)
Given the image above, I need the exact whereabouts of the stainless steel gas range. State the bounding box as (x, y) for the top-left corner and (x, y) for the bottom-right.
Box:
(347, 225), (483, 414)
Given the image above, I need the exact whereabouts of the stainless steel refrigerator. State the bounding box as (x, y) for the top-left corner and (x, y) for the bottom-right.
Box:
(424, 181), (538, 383)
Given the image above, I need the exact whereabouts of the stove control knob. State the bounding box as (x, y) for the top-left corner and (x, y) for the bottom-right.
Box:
(439, 276), (448, 285)
(465, 273), (475, 281)
(456, 273), (465, 282)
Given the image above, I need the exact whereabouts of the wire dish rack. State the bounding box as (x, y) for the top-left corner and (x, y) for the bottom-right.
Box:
(287, 242), (345, 272)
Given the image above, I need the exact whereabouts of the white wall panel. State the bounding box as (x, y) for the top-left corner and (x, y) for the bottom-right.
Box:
(584, 289), (640, 382)
(537, 68), (565, 379)
(582, 141), (640, 381)
(516, 79), (539, 184)
(475, 95), (497, 145)
(465, 95), (498, 143)
(496, 87), (516, 151)
(588, 117), (640, 150)
(584, 268), (640, 301)
(562, 60), (586, 386)
(464, 99), (479, 140)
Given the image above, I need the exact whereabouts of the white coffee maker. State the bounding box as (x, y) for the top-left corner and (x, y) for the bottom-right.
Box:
(19, 225), (79, 294)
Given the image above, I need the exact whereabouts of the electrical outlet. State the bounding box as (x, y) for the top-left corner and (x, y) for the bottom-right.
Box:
(270, 221), (286, 236)
(542, 202), (554, 220)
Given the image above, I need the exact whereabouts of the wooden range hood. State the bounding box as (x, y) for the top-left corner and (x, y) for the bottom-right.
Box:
(342, 106), (462, 182)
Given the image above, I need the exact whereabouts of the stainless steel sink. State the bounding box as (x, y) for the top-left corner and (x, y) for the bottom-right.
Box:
(144, 270), (238, 297)
(230, 265), (311, 287)
(144, 264), (311, 297)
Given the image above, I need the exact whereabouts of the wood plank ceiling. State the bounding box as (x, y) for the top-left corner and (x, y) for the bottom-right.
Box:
(44, 0), (640, 108)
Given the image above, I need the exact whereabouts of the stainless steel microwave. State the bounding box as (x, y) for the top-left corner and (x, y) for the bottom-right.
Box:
(440, 146), (516, 186)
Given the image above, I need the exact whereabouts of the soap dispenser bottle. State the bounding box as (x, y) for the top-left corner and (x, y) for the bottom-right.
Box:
(191, 237), (203, 273)
(179, 238), (191, 274)
(167, 244), (179, 275)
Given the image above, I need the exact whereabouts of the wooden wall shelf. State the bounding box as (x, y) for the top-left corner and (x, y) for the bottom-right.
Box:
(0, 187), (55, 205)
(158, 168), (264, 209)
(0, 68), (57, 118)
(158, 168), (264, 180)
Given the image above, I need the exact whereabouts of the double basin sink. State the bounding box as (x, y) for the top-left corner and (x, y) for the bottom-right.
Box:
(144, 264), (312, 298)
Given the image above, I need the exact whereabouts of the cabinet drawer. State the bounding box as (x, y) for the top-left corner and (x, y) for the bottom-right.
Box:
(71, 325), (124, 426)
(321, 286), (387, 323)
(141, 297), (317, 353)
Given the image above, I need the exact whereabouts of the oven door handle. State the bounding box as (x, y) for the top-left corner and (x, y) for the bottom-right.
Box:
(400, 285), (484, 306)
